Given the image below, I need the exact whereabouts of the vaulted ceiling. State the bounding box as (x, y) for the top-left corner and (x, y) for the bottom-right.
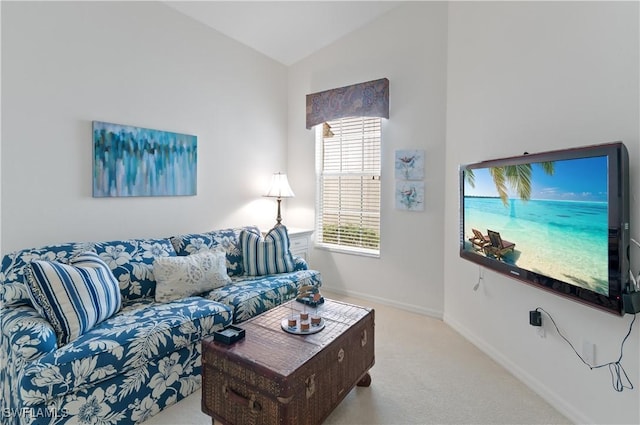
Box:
(165, 1), (401, 66)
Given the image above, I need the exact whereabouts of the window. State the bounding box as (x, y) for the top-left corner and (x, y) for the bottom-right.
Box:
(315, 117), (381, 256)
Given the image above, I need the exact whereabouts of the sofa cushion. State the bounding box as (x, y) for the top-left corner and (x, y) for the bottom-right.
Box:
(153, 250), (231, 303)
(170, 226), (260, 277)
(0, 281), (32, 308)
(169, 233), (216, 256)
(25, 252), (122, 346)
(19, 297), (232, 406)
(2, 306), (58, 364)
(240, 225), (295, 276)
(0, 241), (95, 307)
(93, 238), (176, 302)
(206, 269), (322, 323)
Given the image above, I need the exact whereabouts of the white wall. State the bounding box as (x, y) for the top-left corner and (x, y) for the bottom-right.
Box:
(287, 2), (449, 317)
(444, 2), (639, 424)
(1, 1), (288, 254)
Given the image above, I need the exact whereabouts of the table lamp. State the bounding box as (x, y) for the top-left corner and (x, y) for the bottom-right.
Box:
(264, 172), (295, 226)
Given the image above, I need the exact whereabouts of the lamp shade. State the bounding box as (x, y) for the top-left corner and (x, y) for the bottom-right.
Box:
(264, 172), (295, 198)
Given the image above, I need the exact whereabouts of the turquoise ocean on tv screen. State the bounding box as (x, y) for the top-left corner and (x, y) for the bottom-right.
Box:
(464, 197), (609, 296)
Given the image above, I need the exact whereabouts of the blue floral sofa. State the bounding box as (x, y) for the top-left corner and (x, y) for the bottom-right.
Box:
(0, 226), (321, 424)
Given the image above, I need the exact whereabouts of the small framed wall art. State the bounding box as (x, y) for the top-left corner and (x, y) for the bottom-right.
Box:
(394, 149), (424, 180)
(92, 121), (197, 197)
(394, 149), (425, 211)
(395, 181), (425, 211)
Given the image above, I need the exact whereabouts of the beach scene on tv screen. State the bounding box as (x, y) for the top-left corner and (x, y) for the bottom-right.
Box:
(463, 155), (609, 296)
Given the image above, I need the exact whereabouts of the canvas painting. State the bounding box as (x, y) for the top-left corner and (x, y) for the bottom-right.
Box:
(396, 181), (424, 211)
(93, 121), (197, 197)
(395, 149), (424, 180)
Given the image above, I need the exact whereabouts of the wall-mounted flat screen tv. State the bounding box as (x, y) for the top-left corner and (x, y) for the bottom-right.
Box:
(460, 142), (630, 315)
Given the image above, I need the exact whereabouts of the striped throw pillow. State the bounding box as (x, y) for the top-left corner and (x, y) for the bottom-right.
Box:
(240, 226), (295, 276)
(26, 252), (122, 346)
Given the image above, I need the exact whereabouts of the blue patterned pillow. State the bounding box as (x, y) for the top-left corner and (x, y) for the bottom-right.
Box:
(25, 252), (122, 346)
(240, 225), (296, 276)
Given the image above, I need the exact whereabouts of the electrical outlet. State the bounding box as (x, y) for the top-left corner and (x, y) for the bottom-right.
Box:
(529, 310), (542, 326)
(582, 340), (595, 365)
(537, 325), (545, 338)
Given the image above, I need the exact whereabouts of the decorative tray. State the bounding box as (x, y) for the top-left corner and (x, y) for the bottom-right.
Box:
(213, 325), (245, 344)
(296, 296), (325, 307)
(281, 314), (325, 335)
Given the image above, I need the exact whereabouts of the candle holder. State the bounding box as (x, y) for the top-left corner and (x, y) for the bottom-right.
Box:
(282, 285), (326, 334)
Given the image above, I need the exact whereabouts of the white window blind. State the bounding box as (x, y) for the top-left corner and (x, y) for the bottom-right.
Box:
(315, 117), (381, 255)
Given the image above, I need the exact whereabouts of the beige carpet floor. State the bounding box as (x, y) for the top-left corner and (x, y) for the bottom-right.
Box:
(145, 292), (571, 425)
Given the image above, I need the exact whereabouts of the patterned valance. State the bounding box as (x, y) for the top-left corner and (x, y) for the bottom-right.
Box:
(306, 78), (389, 129)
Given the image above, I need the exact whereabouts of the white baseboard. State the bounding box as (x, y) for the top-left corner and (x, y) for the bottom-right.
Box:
(444, 313), (588, 425)
(321, 285), (444, 320)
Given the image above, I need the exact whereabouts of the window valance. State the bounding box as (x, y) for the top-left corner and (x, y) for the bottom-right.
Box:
(305, 78), (389, 129)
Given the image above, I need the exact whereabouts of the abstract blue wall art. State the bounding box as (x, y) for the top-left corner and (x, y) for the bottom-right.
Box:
(93, 121), (197, 197)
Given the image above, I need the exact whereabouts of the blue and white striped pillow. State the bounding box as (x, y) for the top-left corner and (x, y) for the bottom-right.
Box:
(240, 226), (296, 276)
(26, 252), (122, 346)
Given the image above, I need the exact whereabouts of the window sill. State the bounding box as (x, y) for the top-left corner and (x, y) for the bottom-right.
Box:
(314, 243), (380, 258)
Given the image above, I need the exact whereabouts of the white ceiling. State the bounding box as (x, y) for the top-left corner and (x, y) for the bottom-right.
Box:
(164, 1), (401, 66)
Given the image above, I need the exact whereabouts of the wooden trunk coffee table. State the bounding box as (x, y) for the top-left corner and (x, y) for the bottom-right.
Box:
(201, 298), (375, 425)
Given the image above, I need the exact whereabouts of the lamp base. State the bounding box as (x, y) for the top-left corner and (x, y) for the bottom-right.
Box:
(275, 198), (283, 226)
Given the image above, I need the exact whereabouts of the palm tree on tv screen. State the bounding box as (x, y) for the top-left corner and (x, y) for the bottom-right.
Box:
(466, 162), (555, 206)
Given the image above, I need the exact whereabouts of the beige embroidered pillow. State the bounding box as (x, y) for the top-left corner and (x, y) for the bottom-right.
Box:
(153, 250), (231, 302)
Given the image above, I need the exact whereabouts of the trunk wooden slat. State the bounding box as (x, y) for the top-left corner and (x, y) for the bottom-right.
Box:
(202, 299), (375, 425)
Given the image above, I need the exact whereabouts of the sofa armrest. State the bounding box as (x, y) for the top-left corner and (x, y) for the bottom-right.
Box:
(293, 256), (309, 271)
(1, 306), (57, 363)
